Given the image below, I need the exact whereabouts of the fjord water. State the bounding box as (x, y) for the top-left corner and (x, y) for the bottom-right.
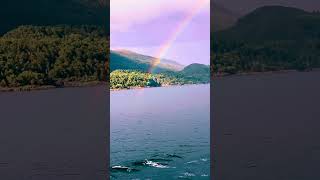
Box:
(0, 86), (108, 180)
(213, 71), (320, 180)
(111, 84), (210, 179)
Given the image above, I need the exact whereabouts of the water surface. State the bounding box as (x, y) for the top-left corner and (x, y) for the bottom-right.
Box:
(212, 71), (320, 180)
(111, 84), (210, 179)
(0, 86), (108, 180)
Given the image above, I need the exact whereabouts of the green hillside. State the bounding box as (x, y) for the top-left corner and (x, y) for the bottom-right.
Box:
(114, 50), (185, 71)
(110, 52), (210, 89)
(110, 51), (172, 73)
(0, 25), (108, 89)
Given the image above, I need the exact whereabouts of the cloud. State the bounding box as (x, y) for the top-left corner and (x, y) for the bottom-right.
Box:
(111, 0), (210, 32)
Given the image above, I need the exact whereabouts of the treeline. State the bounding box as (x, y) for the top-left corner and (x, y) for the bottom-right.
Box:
(0, 25), (108, 88)
(110, 70), (160, 89)
(212, 39), (320, 75)
(110, 68), (210, 90)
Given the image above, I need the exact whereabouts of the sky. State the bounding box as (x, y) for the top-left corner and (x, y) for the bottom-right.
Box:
(214, 0), (320, 15)
(110, 0), (210, 65)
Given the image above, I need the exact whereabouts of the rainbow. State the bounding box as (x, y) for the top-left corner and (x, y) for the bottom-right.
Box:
(148, 0), (209, 73)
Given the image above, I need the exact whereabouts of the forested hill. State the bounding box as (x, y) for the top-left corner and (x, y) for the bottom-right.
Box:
(110, 50), (184, 73)
(114, 50), (185, 71)
(215, 6), (320, 41)
(0, 25), (108, 89)
(0, 0), (109, 35)
(110, 50), (210, 89)
(110, 64), (210, 90)
(212, 6), (320, 74)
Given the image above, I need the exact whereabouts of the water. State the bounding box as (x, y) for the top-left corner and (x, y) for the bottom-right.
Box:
(110, 84), (210, 179)
(0, 86), (108, 180)
(212, 71), (320, 180)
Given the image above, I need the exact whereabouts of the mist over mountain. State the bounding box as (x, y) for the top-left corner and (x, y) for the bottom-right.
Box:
(0, 0), (109, 35)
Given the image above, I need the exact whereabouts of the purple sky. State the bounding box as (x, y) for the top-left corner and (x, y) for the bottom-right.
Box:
(110, 0), (210, 65)
(214, 0), (320, 15)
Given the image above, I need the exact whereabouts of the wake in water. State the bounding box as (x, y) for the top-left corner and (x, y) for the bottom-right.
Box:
(111, 154), (183, 174)
(111, 153), (210, 179)
(110, 166), (140, 173)
(111, 151), (210, 180)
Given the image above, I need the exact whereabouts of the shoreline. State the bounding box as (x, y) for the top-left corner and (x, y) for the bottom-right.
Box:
(213, 68), (320, 79)
(110, 82), (210, 92)
(2, 69), (319, 92)
(111, 68), (320, 91)
(0, 81), (107, 93)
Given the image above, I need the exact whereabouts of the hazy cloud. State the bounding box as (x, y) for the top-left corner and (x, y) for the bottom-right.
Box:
(111, 0), (210, 31)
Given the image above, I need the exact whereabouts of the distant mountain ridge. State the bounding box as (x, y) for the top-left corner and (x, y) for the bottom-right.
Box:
(110, 50), (186, 73)
(113, 50), (185, 71)
(214, 0), (320, 15)
(110, 50), (210, 89)
(215, 6), (320, 41)
(212, 5), (320, 74)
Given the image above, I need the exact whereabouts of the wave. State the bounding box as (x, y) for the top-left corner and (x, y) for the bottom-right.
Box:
(111, 166), (139, 173)
(133, 159), (169, 168)
(111, 153), (184, 175)
(201, 158), (208, 162)
(186, 160), (198, 164)
(144, 160), (169, 168)
(178, 172), (196, 179)
(148, 158), (172, 162)
(166, 154), (183, 159)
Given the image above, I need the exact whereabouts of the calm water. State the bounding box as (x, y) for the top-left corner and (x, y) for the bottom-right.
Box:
(0, 86), (108, 180)
(111, 84), (210, 179)
(212, 71), (320, 180)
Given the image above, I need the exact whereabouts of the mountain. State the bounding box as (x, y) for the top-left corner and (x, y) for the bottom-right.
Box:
(212, 6), (320, 74)
(181, 64), (210, 75)
(213, 0), (320, 15)
(215, 6), (320, 41)
(110, 50), (185, 73)
(212, 2), (238, 31)
(114, 50), (185, 71)
(0, 0), (109, 35)
(110, 50), (210, 89)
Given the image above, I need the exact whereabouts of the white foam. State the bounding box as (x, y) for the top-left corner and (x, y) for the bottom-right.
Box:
(201, 158), (208, 162)
(186, 160), (198, 164)
(183, 172), (196, 177)
(111, 166), (133, 172)
(112, 165), (129, 169)
(144, 160), (169, 168)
